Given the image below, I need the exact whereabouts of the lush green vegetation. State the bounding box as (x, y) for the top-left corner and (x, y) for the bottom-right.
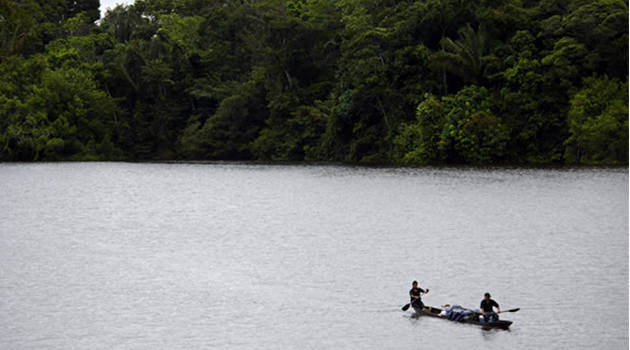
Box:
(0, 0), (627, 164)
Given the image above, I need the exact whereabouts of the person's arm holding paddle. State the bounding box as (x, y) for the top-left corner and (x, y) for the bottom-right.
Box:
(411, 289), (428, 301)
(490, 298), (500, 313)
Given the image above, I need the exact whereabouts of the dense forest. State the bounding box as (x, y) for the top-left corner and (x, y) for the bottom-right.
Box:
(0, 0), (627, 164)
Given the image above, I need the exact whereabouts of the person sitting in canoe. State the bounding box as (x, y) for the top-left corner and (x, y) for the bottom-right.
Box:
(480, 292), (500, 323)
(409, 281), (429, 309)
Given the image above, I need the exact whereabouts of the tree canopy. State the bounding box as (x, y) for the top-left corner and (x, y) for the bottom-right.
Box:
(0, 0), (627, 164)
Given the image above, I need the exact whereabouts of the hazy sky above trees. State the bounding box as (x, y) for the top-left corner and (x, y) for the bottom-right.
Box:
(100, 0), (135, 17)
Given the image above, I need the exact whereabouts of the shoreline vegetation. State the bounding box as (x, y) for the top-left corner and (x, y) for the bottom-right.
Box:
(1, 160), (627, 171)
(0, 0), (628, 165)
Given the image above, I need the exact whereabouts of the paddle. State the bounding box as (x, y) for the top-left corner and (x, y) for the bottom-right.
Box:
(475, 308), (520, 317)
(498, 308), (520, 313)
(475, 307), (519, 324)
(401, 292), (426, 311)
(401, 298), (418, 311)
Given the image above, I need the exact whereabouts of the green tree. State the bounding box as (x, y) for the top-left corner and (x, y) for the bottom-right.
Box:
(438, 86), (509, 163)
(182, 85), (266, 160)
(66, 0), (101, 23)
(0, 0), (40, 60)
(430, 24), (500, 85)
(393, 94), (446, 165)
(0, 52), (118, 161)
(564, 76), (628, 164)
(499, 30), (566, 163)
(395, 86), (509, 165)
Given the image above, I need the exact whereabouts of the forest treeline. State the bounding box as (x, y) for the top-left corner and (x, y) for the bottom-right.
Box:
(0, 0), (627, 164)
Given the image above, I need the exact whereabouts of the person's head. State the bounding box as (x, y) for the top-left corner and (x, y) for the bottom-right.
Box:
(484, 292), (491, 300)
(412, 281), (418, 288)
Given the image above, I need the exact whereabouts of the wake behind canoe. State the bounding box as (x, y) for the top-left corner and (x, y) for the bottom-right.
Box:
(412, 305), (513, 330)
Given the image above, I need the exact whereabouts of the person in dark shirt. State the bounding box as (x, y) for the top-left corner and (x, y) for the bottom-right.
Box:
(480, 292), (500, 323)
(409, 281), (430, 309)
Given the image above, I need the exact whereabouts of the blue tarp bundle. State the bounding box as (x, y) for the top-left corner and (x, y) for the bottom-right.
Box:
(442, 305), (473, 322)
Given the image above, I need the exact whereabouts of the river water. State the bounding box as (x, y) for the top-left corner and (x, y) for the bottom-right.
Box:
(0, 163), (627, 349)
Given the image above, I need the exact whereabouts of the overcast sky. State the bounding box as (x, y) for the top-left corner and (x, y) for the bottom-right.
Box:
(100, 0), (135, 17)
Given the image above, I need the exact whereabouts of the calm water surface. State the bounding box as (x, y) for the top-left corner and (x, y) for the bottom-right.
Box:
(0, 163), (627, 349)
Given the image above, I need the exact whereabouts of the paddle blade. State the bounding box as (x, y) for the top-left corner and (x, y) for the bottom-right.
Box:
(506, 308), (520, 313)
(401, 303), (411, 311)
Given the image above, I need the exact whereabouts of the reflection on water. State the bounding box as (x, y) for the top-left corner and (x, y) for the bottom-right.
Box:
(0, 163), (627, 349)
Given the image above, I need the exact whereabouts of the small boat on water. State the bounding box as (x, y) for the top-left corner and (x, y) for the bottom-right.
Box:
(412, 304), (513, 330)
